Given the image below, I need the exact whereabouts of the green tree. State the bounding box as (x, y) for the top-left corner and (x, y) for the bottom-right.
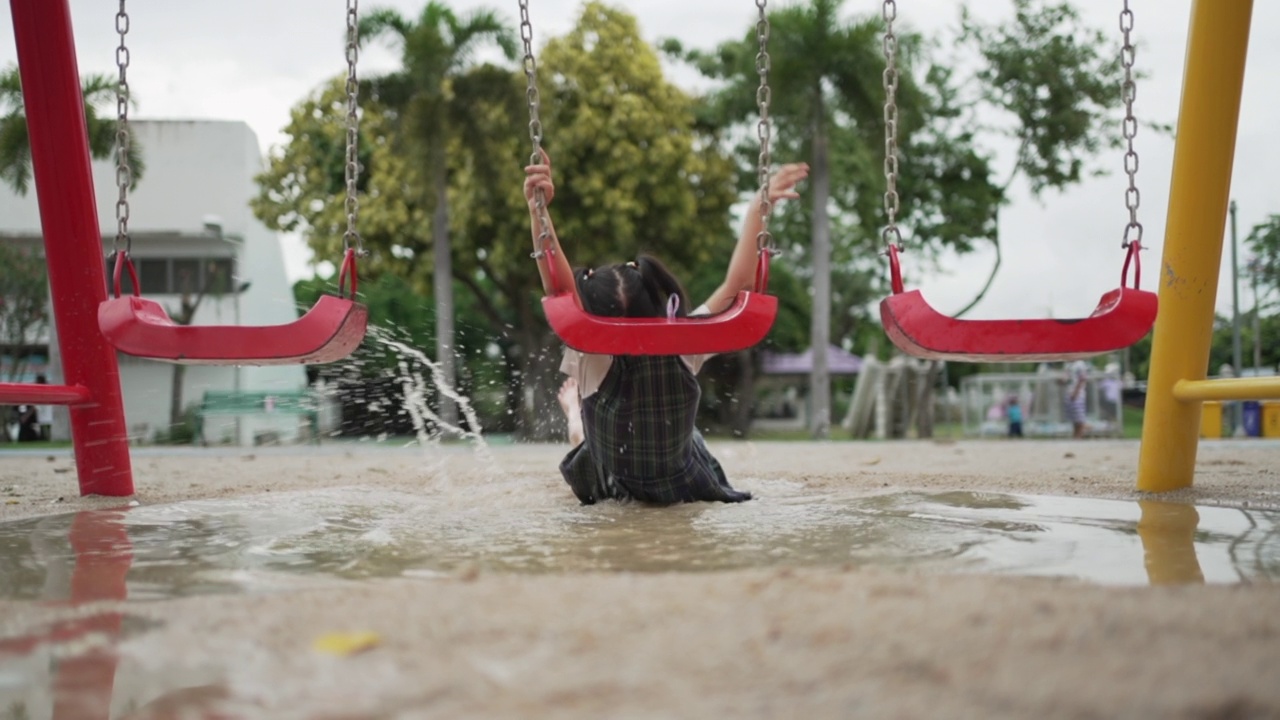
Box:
(521, 2), (742, 437)
(0, 243), (48, 444)
(0, 244), (48, 380)
(0, 64), (144, 196)
(951, 0), (1128, 315)
(357, 2), (517, 433)
(668, 0), (1001, 437)
(257, 5), (748, 439)
(254, 78), (419, 280)
(1245, 215), (1279, 314)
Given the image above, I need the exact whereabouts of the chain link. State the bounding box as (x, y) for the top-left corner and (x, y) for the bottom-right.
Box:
(1118, 0), (1142, 248)
(754, 0), (776, 257)
(880, 0), (902, 249)
(342, 0), (365, 256)
(114, 0), (132, 256)
(518, 0), (554, 261)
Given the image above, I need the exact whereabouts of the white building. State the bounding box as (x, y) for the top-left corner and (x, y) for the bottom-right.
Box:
(1, 120), (309, 444)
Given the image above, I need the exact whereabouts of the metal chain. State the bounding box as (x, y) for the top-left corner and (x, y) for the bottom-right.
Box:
(754, 0), (775, 257)
(880, 0), (902, 249)
(518, 0), (554, 261)
(343, 0), (365, 256)
(1118, 0), (1142, 248)
(114, 0), (132, 256)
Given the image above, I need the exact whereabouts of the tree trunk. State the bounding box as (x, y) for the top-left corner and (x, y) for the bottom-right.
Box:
(431, 151), (458, 433)
(520, 334), (565, 442)
(808, 111), (832, 439)
(729, 349), (755, 438)
(916, 360), (940, 439)
(169, 363), (186, 430)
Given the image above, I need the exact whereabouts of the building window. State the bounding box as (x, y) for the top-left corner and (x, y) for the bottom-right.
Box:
(139, 259), (168, 294)
(104, 257), (237, 295)
(206, 259), (234, 294)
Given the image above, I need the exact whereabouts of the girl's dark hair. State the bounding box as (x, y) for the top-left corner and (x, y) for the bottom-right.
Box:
(574, 254), (689, 319)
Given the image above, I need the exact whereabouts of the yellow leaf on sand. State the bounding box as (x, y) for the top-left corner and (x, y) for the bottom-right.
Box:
(313, 632), (381, 656)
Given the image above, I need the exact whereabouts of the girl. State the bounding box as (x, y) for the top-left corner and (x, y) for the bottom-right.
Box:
(524, 151), (810, 505)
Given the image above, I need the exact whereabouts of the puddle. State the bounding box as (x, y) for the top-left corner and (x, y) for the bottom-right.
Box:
(0, 486), (1275, 601)
(1, 486), (1276, 716)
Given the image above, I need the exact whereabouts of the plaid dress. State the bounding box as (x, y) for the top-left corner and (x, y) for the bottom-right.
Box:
(560, 355), (751, 505)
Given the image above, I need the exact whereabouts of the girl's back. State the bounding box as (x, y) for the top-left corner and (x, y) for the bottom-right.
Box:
(561, 353), (750, 505)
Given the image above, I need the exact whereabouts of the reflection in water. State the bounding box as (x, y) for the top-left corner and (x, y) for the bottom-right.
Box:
(0, 510), (130, 720)
(0, 511), (229, 720)
(1, 488), (1277, 716)
(1, 487), (1275, 600)
(1138, 501), (1205, 585)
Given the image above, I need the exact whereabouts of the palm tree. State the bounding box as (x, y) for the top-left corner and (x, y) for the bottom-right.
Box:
(0, 64), (144, 196)
(358, 3), (516, 432)
(770, 2), (889, 439)
(674, 0), (895, 439)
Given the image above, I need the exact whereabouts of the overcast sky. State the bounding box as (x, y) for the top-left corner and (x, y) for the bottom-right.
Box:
(3, 1), (1278, 322)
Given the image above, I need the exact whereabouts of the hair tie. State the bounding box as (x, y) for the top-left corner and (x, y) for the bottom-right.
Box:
(583, 268), (593, 279)
(666, 293), (680, 321)
(626, 261), (638, 269)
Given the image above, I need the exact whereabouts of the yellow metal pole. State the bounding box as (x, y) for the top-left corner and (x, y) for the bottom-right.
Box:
(1138, 0), (1254, 492)
(1173, 377), (1280, 402)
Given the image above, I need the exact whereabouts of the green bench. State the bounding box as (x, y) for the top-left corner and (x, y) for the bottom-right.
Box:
(195, 390), (321, 445)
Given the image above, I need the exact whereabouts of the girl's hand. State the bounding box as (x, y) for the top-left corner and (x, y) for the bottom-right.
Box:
(523, 148), (555, 205)
(764, 162), (810, 202)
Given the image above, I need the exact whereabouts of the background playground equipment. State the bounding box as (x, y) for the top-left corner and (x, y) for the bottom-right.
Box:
(1263, 402), (1280, 438)
(842, 356), (942, 440)
(193, 390), (322, 447)
(959, 367), (1125, 439)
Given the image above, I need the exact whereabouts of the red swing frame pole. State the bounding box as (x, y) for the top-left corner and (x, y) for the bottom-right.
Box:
(10, 0), (134, 496)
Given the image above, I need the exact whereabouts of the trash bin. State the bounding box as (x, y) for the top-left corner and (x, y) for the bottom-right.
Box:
(1263, 401), (1280, 439)
(1241, 400), (1262, 438)
(1200, 401), (1223, 439)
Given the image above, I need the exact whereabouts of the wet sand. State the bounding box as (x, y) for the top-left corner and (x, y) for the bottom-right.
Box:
(1, 439), (1279, 718)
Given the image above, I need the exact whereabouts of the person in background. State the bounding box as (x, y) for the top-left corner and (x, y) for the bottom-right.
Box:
(15, 402), (39, 442)
(1063, 360), (1090, 439)
(1007, 396), (1024, 438)
(34, 374), (54, 441)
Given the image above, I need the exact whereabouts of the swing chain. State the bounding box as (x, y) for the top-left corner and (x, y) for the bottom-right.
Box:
(518, 0), (554, 262)
(113, 0), (132, 257)
(880, 0), (902, 250)
(754, 0), (776, 258)
(343, 0), (365, 257)
(1118, 0), (1142, 249)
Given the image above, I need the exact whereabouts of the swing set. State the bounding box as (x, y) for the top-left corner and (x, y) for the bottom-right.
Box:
(519, 0), (781, 356)
(2, 0), (368, 494)
(96, 0), (369, 365)
(876, 0), (1158, 363)
(2, 0), (1277, 497)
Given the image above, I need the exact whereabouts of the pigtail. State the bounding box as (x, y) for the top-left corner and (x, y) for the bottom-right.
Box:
(575, 255), (689, 319)
(576, 265), (625, 317)
(635, 254), (688, 318)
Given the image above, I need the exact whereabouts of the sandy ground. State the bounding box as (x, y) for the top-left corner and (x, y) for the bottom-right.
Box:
(1, 438), (1279, 719)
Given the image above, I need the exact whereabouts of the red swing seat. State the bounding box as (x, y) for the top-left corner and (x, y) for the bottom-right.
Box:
(542, 251), (779, 356)
(879, 244), (1158, 362)
(98, 251), (368, 366)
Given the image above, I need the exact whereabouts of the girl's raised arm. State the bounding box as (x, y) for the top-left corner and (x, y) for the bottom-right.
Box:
(525, 150), (577, 299)
(702, 162), (809, 314)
